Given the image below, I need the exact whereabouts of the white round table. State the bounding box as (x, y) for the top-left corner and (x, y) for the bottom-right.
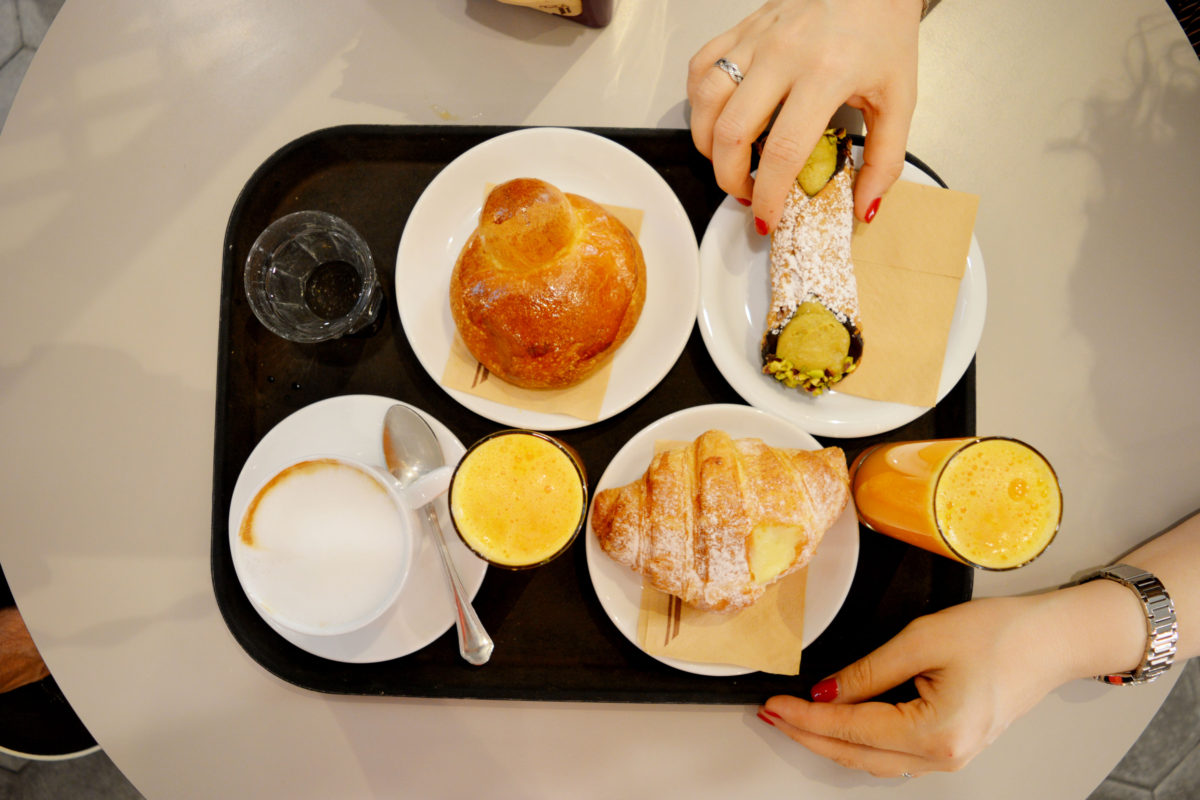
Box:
(1, 1), (1197, 797)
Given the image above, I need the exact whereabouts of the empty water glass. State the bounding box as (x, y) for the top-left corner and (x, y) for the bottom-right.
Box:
(244, 211), (382, 343)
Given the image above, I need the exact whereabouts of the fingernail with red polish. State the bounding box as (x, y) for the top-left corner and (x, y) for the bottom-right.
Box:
(736, 197), (752, 206)
(754, 217), (768, 235)
(811, 677), (838, 702)
(864, 197), (881, 223)
(763, 709), (782, 720)
(756, 711), (776, 727)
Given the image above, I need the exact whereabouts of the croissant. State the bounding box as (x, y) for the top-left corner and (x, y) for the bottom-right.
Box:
(591, 430), (849, 612)
(449, 177), (646, 389)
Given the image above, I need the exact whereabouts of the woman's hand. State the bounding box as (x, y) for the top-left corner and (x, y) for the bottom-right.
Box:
(687, 0), (922, 231)
(755, 513), (1197, 776)
(757, 584), (1147, 777)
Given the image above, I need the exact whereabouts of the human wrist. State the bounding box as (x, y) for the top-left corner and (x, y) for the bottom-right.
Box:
(1040, 580), (1149, 683)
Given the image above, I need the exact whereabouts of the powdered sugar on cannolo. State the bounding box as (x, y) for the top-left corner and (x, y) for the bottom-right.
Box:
(765, 149), (858, 334)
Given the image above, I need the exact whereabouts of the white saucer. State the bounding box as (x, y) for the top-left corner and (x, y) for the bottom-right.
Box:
(584, 404), (860, 676)
(697, 146), (988, 438)
(227, 394), (487, 663)
(395, 126), (700, 431)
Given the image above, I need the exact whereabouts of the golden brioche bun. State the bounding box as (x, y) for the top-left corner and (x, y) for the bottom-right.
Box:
(449, 178), (646, 389)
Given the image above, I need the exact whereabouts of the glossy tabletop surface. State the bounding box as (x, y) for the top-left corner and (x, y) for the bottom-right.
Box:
(1, 1), (1198, 797)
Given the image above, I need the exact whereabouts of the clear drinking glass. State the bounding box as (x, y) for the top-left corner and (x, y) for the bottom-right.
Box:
(448, 430), (588, 569)
(244, 211), (382, 343)
(850, 437), (1062, 570)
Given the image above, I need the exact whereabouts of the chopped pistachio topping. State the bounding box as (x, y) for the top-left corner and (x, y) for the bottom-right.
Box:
(764, 355), (849, 394)
(762, 301), (861, 395)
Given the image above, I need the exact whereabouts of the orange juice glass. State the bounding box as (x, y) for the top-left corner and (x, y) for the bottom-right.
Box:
(448, 430), (588, 569)
(849, 437), (1062, 570)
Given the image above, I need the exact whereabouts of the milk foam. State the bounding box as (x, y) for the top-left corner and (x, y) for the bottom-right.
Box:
(238, 459), (409, 633)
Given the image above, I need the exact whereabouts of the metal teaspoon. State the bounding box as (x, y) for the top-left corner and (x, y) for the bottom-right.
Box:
(382, 404), (493, 666)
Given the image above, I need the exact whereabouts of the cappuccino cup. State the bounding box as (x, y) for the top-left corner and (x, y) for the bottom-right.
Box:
(232, 455), (450, 636)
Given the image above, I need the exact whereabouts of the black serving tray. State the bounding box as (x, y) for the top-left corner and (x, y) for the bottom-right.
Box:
(212, 125), (974, 704)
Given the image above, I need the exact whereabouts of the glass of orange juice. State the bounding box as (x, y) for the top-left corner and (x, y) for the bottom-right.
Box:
(448, 430), (588, 569)
(849, 437), (1062, 570)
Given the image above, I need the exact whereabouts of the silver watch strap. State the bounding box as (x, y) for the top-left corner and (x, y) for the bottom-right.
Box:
(1075, 564), (1178, 685)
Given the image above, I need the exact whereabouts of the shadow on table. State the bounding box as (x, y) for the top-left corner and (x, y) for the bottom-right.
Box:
(1057, 15), (1200, 530)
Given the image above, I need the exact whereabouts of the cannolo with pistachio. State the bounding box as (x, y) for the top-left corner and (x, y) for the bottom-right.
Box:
(760, 128), (863, 395)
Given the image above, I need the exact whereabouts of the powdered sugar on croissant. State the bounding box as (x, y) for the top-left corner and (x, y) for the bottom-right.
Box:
(591, 430), (849, 612)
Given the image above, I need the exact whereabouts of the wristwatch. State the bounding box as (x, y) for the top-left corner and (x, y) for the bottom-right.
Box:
(1073, 564), (1178, 685)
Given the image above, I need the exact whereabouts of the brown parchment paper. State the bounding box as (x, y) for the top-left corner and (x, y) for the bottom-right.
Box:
(836, 180), (980, 407)
(440, 194), (644, 422)
(638, 570), (808, 675)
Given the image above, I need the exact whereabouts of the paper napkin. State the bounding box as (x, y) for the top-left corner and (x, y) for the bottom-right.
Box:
(836, 180), (980, 407)
(638, 569), (808, 675)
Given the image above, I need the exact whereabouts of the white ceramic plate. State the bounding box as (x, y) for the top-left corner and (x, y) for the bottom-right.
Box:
(697, 147), (987, 438)
(227, 394), (487, 663)
(584, 404), (860, 677)
(395, 127), (700, 431)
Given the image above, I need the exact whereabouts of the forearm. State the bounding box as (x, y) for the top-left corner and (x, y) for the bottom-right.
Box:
(1124, 511), (1200, 660)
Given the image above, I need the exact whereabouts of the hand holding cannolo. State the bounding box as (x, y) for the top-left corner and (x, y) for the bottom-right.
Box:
(685, 0), (921, 227)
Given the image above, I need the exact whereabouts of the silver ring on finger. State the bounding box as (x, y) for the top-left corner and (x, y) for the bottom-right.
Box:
(713, 58), (744, 84)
